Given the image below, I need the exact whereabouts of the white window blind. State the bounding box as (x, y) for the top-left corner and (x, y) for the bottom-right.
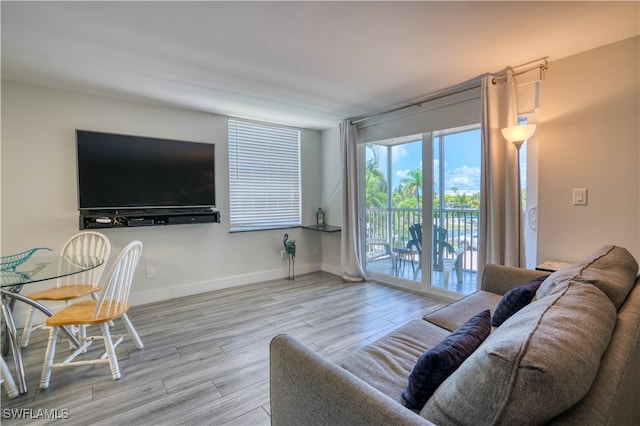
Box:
(228, 119), (301, 232)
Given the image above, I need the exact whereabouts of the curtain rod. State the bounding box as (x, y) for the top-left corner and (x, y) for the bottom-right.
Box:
(350, 79), (481, 125)
(351, 57), (548, 126)
(491, 57), (548, 84)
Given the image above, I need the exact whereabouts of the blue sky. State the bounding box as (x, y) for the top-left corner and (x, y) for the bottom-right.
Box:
(390, 129), (482, 195)
(368, 127), (527, 198)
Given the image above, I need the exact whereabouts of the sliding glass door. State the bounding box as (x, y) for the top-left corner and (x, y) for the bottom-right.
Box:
(362, 126), (480, 295)
(430, 127), (481, 294)
(364, 136), (422, 280)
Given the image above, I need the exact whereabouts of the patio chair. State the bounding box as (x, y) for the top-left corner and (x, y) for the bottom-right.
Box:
(21, 231), (111, 348)
(39, 240), (144, 390)
(407, 224), (463, 283)
(366, 239), (394, 264)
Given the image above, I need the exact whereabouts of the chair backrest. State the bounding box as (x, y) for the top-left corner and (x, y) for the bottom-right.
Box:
(94, 240), (143, 319)
(433, 225), (448, 257)
(408, 223), (452, 270)
(58, 231), (111, 288)
(433, 225), (456, 270)
(408, 224), (423, 252)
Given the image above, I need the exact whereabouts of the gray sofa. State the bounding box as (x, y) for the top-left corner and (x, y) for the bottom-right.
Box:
(270, 245), (640, 425)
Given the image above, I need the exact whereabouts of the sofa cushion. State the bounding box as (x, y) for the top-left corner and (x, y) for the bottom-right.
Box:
(423, 291), (502, 332)
(402, 310), (491, 409)
(549, 279), (640, 425)
(421, 282), (617, 426)
(491, 275), (547, 326)
(336, 319), (450, 404)
(536, 245), (638, 309)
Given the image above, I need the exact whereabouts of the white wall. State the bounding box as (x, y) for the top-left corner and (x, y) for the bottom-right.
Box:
(538, 36), (639, 263)
(1, 81), (323, 323)
(319, 125), (342, 274)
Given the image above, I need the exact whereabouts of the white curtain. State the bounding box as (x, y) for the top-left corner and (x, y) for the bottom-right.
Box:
(478, 71), (522, 275)
(340, 119), (367, 281)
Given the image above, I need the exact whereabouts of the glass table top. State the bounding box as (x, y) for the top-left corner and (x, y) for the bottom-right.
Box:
(1, 255), (104, 287)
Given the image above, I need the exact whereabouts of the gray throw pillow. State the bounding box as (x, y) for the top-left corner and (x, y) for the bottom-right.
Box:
(421, 282), (617, 426)
(536, 245), (638, 309)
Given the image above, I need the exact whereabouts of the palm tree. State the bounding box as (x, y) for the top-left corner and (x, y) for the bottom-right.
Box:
(454, 192), (471, 208)
(365, 157), (387, 208)
(400, 168), (422, 208)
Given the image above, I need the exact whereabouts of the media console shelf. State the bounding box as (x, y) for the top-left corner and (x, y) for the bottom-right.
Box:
(80, 209), (221, 230)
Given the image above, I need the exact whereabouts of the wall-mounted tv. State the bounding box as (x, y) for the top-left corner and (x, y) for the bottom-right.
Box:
(76, 130), (215, 211)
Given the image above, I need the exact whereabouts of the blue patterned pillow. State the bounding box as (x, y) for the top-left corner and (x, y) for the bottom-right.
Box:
(491, 275), (548, 327)
(402, 309), (491, 409)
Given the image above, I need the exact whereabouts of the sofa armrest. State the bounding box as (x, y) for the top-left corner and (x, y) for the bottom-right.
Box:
(480, 263), (549, 295)
(270, 334), (434, 426)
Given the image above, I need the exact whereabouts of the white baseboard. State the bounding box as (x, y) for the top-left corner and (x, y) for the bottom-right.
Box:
(320, 262), (341, 276)
(129, 262), (323, 306)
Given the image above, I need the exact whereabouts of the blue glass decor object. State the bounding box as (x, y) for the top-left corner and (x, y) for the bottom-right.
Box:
(0, 247), (52, 271)
(283, 234), (296, 280)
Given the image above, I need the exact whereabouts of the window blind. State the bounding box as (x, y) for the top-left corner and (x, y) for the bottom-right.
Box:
(228, 119), (301, 232)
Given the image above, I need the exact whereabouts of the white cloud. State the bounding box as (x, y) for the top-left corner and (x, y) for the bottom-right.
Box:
(396, 169), (410, 179)
(445, 165), (481, 191)
(391, 145), (408, 163)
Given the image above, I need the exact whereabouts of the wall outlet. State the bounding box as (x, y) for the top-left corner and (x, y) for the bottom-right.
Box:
(281, 250), (287, 259)
(145, 266), (155, 279)
(573, 188), (588, 205)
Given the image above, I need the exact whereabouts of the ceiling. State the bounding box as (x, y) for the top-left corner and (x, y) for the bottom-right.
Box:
(2, 1), (638, 130)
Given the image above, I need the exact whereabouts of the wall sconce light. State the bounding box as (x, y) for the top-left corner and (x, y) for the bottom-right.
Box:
(501, 124), (536, 150)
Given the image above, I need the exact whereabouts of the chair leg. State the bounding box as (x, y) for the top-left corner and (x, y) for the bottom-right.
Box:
(455, 256), (464, 283)
(121, 314), (144, 349)
(20, 306), (36, 348)
(1, 356), (19, 398)
(413, 254), (422, 281)
(39, 327), (60, 390)
(78, 325), (88, 353)
(101, 323), (121, 380)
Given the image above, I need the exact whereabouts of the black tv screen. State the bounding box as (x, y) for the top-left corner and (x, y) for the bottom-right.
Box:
(76, 130), (215, 210)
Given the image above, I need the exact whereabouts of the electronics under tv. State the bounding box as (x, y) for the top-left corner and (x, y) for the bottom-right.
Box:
(76, 130), (215, 212)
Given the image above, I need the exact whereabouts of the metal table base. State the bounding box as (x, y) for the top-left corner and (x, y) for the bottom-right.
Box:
(1, 289), (79, 394)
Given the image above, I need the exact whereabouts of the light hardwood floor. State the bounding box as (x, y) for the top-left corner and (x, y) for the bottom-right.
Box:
(2, 272), (447, 425)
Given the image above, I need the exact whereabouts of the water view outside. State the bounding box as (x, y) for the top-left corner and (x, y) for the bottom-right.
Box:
(364, 127), (482, 295)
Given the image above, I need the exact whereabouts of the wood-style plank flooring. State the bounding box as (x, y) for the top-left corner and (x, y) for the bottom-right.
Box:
(2, 272), (447, 425)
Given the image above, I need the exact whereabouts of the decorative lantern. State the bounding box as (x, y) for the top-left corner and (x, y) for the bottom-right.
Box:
(316, 208), (325, 225)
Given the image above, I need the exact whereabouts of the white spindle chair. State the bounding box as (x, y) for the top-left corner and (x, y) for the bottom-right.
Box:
(39, 240), (144, 389)
(21, 231), (111, 348)
(1, 355), (20, 398)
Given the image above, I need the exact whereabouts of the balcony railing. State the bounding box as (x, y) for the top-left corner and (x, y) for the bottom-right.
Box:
(365, 207), (479, 273)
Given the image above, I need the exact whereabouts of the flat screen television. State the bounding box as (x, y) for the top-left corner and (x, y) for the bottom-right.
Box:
(76, 130), (215, 211)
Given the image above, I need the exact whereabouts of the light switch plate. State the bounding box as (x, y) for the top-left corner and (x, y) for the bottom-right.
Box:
(573, 188), (587, 205)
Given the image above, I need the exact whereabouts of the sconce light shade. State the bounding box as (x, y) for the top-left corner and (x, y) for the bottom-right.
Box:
(501, 124), (536, 144)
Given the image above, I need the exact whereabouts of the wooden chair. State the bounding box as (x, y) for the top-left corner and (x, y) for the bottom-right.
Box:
(21, 231), (111, 348)
(39, 240), (144, 390)
(1, 355), (19, 398)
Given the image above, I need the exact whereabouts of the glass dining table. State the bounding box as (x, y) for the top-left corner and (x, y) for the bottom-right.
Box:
(1, 254), (104, 394)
